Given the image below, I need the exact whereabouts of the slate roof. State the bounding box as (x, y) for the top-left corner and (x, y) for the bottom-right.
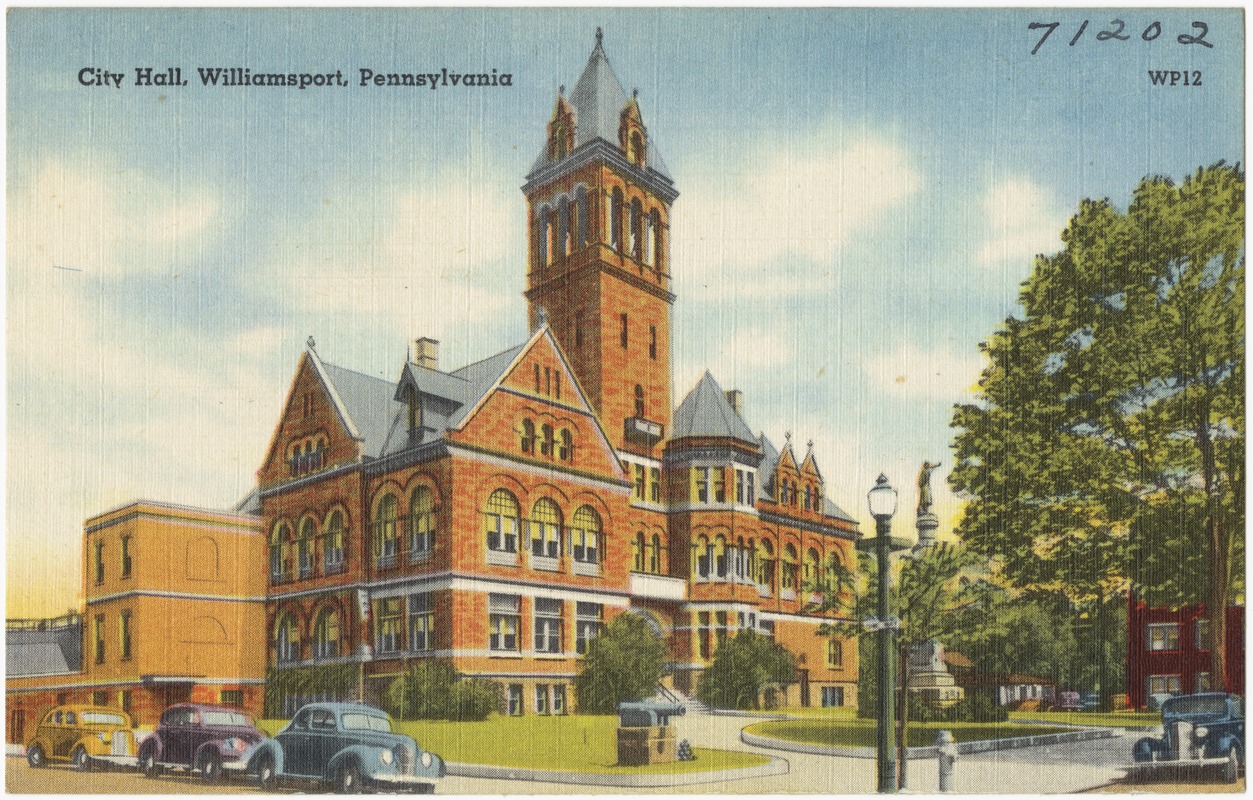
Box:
(672, 371), (757, 443)
(531, 32), (672, 179)
(7, 624), (81, 677)
(756, 434), (780, 501)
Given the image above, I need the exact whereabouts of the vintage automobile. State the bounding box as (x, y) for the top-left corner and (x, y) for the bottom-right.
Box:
(245, 702), (445, 793)
(1131, 693), (1245, 782)
(25, 705), (137, 770)
(137, 703), (266, 783)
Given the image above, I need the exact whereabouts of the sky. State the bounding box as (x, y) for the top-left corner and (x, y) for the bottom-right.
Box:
(6, 8), (1244, 617)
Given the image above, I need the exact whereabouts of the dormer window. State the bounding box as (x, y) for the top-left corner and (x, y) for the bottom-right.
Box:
(406, 387), (421, 432)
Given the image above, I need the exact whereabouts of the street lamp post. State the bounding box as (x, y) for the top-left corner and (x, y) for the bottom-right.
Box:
(857, 474), (912, 794)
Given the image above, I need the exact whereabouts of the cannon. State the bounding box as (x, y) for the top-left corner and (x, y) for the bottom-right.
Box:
(616, 701), (686, 766)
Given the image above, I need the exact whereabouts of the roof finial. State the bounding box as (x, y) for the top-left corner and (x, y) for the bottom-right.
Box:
(807, 438), (814, 449)
(307, 336), (316, 351)
(558, 84), (565, 96)
(785, 430), (792, 443)
(595, 27), (603, 47)
(632, 87), (638, 99)
(535, 305), (549, 330)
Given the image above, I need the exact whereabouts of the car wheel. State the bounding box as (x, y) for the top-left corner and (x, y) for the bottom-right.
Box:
(1225, 748), (1241, 784)
(71, 744), (92, 772)
(255, 752), (276, 791)
(199, 751), (223, 785)
(335, 759), (363, 794)
(139, 747), (162, 778)
(26, 744), (46, 768)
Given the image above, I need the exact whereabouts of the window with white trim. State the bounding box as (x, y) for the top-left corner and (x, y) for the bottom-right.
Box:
(530, 499), (562, 559)
(1147, 623), (1180, 651)
(409, 593), (433, 652)
(1148, 674), (1182, 695)
(570, 506), (601, 565)
(485, 490), (520, 556)
(534, 598), (563, 653)
(575, 602), (603, 654)
(409, 486), (435, 558)
(489, 594), (520, 652)
(376, 598), (402, 654)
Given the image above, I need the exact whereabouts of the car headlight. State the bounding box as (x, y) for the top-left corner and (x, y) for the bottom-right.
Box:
(1194, 727), (1209, 739)
(421, 752), (433, 769)
(380, 749), (393, 765)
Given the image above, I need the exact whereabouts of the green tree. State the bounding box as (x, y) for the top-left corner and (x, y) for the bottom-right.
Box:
(950, 163), (1245, 690)
(384, 661), (500, 721)
(573, 613), (666, 714)
(695, 630), (795, 710)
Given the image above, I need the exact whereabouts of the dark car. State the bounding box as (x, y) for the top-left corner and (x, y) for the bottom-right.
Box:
(137, 704), (266, 784)
(1132, 693), (1244, 782)
(245, 702), (444, 793)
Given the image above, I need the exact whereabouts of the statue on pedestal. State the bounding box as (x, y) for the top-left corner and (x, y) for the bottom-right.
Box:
(917, 461), (941, 515)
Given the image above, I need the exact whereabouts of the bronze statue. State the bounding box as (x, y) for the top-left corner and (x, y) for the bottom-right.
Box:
(917, 461), (941, 515)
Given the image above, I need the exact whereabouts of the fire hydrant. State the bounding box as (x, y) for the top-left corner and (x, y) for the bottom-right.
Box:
(936, 730), (958, 792)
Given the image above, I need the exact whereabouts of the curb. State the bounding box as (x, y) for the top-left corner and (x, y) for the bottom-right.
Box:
(741, 726), (1119, 760)
(446, 756), (790, 787)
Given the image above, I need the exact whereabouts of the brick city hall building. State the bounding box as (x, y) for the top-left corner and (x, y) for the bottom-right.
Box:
(259, 32), (861, 715)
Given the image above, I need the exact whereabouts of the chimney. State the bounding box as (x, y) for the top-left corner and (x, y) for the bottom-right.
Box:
(414, 338), (440, 371)
(725, 389), (743, 417)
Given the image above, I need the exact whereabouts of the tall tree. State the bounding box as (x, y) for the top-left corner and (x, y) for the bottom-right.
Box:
(951, 164), (1245, 689)
(573, 612), (666, 714)
(696, 629), (795, 710)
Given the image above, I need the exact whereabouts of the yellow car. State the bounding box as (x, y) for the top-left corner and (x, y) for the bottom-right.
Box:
(25, 705), (137, 770)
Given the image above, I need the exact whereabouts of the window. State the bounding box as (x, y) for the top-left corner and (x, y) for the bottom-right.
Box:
(713, 536), (728, 578)
(553, 684), (567, 715)
(1196, 672), (1212, 692)
(713, 468), (726, 502)
(95, 541), (105, 584)
(782, 545), (799, 593)
(620, 313), (629, 349)
(821, 687), (845, 708)
(298, 518), (316, 578)
(275, 613), (300, 663)
(270, 522), (291, 582)
(372, 495), (399, 568)
(570, 506), (601, 565)
(693, 467), (709, 503)
(715, 611), (729, 647)
(410, 486), (435, 558)
(534, 598), (563, 653)
(544, 367), (552, 396)
(376, 598), (402, 654)
(574, 311), (584, 348)
(536, 684), (550, 715)
(120, 536), (132, 578)
(541, 424), (554, 457)
(755, 540), (775, 590)
(484, 490), (520, 556)
(530, 499), (562, 560)
(633, 464), (646, 500)
(324, 511), (345, 573)
(219, 690), (242, 708)
(803, 549), (820, 589)
(698, 612), (711, 659)
(694, 536), (711, 580)
(649, 468), (661, 502)
(120, 690), (133, 714)
(649, 534), (663, 574)
(1148, 674), (1182, 696)
(827, 639), (843, 668)
(634, 385), (645, 417)
(575, 602), (603, 654)
(489, 594), (520, 652)
(94, 615), (105, 664)
(119, 611), (132, 660)
(508, 684), (523, 716)
(558, 429), (572, 461)
(534, 363), (542, 393)
(406, 386), (421, 432)
(93, 690), (109, 707)
(313, 608), (340, 659)
(649, 325), (657, 360)
(409, 593), (433, 652)
(521, 419), (536, 454)
(632, 533), (645, 571)
(1195, 618), (1211, 651)
(1147, 623), (1180, 651)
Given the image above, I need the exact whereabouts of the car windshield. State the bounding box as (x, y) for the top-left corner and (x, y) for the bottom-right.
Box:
(1165, 696), (1229, 716)
(202, 711), (251, 727)
(341, 712), (391, 732)
(81, 712), (127, 726)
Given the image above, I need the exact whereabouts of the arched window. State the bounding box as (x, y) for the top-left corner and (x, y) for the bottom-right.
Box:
(541, 424), (555, 458)
(804, 485), (812, 510)
(297, 519), (316, 578)
(632, 532), (645, 572)
(530, 499), (562, 560)
(803, 548), (821, 589)
(755, 539), (775, 590)
(630, 199), (643, 260)
(557, 201), (569, 259)
(735, 537), (748, 579)
(566, 197), (579, 254)
(270, 523), (292, 582)
(570, 506), (601, 566)
(558, 429), (573, 462)
(520, 419), (536, 454)
(611, 188), (624, 251)
(650, 209), (664, 273)
(782, 544), (799, 592)
(313, 607), (340, 660)
(634, 385), (645, 418)
(827, 638), (843, 668)
(547, 208), (559, 265)
(642, 211), (654, 266)
(275, 612), (300, 664)
(576, 186), (589, 248)
(410, 486), (435, 558)
(323, 511), (345, 573)
(713, 535), (728, 579)
(484, 490), (520, 555)
(649, 533), (663, 574)
(693, 535), (711, 580)
(629, 131), (645, 166)
(373, 494), (399, 568)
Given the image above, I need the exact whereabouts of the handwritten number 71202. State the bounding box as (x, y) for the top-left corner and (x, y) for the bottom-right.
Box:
(1029, 20), (1213, 55)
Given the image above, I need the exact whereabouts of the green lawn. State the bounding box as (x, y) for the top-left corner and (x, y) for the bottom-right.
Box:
(746, 718), (1072, 749)
(1009, 710), (1161, 728)
(260, 714), (770, 775)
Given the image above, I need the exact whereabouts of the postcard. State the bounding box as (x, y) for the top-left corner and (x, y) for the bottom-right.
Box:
(6, 7), (1245, 795)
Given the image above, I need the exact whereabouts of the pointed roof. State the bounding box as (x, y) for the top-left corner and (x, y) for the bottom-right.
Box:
(800, 440), (824, 481)
(530, 29), (671, 179)
(756, 433), (780, 501)
(672, 371), (757, 443)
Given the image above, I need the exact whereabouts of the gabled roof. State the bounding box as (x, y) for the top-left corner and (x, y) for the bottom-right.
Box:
(672, 371), (757, 444)
(530, 31), (671, 179)
(801, 442), (824, 481)
(6, 625), (81, 677)
(320, 361), (403, 458)
(447, 344), (528, 428)
(756, 434), (780, 501)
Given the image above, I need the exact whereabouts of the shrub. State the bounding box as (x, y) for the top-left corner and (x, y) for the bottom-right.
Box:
(449, 679), (502, 722)
(697, 630), (795, 711)
(574, 613), (666, 714)
(385, 661), (501, 721)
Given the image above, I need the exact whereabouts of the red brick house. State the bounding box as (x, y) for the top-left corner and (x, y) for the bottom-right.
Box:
(1126, 597), (1245, 709)
(258, 31), (862, 715)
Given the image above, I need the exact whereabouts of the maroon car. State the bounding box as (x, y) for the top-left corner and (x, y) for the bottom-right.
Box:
(137, 704), (265, 784)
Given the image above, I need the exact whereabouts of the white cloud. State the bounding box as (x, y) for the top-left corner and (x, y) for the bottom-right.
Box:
(673, 123), (920, 299)
(862, 342), (983, 401)
(976, 178), (1068, 266)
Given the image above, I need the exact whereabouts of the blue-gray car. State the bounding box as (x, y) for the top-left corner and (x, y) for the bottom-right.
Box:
(245, 703), (444, 793)
(1132, 693), (1244, 783)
